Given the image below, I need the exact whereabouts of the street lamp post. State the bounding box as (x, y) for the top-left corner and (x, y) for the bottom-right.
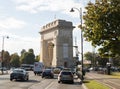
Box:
(1, 36), (9, 74)
(70, 7), (84, 83)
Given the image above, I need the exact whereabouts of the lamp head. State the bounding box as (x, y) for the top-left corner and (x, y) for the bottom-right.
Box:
(70, 8), (75, 12)
(6, 36), (9, 39)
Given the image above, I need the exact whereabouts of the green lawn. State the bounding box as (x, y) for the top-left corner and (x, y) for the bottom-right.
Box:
(84, 80), (110, 89)
(110, 72), (120, 78)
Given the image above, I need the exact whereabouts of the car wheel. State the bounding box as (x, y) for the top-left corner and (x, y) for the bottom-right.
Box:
(10, 78), (13, 81)
(71, 81), (74, 84)
(26, 77), (29, 81)
(58, 81), (60, 83)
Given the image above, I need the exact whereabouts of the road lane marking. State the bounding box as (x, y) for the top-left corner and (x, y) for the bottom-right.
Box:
(45, 82), (54, 89)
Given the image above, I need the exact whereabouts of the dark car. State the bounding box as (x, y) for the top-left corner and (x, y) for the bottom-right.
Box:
(10, 68), (29, 81)
(41, 69), (54, 78)
(58, 70), (74, 84)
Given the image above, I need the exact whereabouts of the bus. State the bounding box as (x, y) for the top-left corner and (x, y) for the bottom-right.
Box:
(21, 64), (34, 71)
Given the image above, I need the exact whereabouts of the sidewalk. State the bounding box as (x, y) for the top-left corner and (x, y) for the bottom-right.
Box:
(0, 70), (9, 75)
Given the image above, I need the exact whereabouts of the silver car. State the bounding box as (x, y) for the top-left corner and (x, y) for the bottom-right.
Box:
(10, 68), (29, 81)
(58, 70), (74, 83)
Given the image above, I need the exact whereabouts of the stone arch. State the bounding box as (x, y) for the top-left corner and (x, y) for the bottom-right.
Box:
(40, 19), (75, 68)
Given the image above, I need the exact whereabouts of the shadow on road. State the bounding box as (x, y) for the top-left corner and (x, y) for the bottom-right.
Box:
(12, 79), (40, 83)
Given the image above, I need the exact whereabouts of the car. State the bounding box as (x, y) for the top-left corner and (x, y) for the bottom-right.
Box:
(33, 62), (44, 75)
(53, 68), (61, 74)
(10, 68), (29, 81)
(41, 69), (54, 78)
(58, 70), (74, 84)
(71, 68), (76, 74)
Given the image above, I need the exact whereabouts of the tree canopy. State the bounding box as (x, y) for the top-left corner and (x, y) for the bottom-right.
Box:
(83, 0), (120, 57)
(10, 53), (20, 67)
(0, 48), (39, 68)
(20, 48), (35, 64)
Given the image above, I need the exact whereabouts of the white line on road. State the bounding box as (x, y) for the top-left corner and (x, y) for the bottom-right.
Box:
(44, 82), (54, 89)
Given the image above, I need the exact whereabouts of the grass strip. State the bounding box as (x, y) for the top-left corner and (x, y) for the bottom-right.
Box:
(84, 80), (110, 89)
(110, 72), (120, 78)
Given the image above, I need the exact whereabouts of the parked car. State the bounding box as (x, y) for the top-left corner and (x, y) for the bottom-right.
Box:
(58, 70), (74, 84)
(10, 68), (29, 81)
(41, 69), (54, 78)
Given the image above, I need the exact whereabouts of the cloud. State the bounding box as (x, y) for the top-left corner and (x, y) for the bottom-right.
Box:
(0, 33), (40, 55)
(12, 0), (84, 14)
(0, 17), (26, 30)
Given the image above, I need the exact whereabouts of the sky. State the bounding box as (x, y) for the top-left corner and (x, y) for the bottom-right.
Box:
(0, 0), (95, 56)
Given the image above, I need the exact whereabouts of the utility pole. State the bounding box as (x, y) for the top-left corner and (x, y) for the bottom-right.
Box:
(1, 36), (9, 74)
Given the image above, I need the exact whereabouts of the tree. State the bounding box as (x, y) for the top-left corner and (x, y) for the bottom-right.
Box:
(84, 52), (93, 61)
(2, 51), (11, 68)
(28, 48), (34, 54)
(35, 55), (40, 62)
(112, 55), (120, 66)
(10, 53), (20, 67)
(21, 49), (26, 56)
(20, 49), (35, 64)
(84, 52), (99, 67)
(83, 0), (120, 57)
(25, 52), (35, 64)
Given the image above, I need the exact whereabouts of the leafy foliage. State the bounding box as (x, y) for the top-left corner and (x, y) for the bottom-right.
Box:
(35, 55), (40, 62)
(20, 48), (35, 64)
(28, 48), (34, 54)
(83, 0), (120, 57)
(2, 51), (11, 68)
(84, 52), (94, 61)
(1, 48), (38, 68)
(10, 53), (20, 67)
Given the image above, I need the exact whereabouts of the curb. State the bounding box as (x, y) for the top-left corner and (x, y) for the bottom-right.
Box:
(82, 84), (88, 89)
(77, 78), (88, 89)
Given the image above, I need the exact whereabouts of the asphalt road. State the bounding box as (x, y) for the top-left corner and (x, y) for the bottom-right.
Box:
(85, 71), (120, 89)
(0, 71), (84, 89)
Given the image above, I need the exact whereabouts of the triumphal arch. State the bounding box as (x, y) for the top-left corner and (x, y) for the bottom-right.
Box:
(40, 19), (75, 68)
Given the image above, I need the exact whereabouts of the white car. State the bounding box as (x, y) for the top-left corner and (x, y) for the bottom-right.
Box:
(58, 70), (74, 84)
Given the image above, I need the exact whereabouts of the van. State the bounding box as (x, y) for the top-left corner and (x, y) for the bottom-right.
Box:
(33, 62), (44, 75)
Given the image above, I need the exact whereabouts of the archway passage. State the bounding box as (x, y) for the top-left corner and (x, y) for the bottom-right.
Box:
(64, 62), (68, 68)
(48, 42), (54, 67)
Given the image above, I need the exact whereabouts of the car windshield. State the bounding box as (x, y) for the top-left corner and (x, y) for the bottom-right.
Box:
(44, 69), (51, 72)
(13, 69), (24, 73)
(61, 72), (71, 75)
